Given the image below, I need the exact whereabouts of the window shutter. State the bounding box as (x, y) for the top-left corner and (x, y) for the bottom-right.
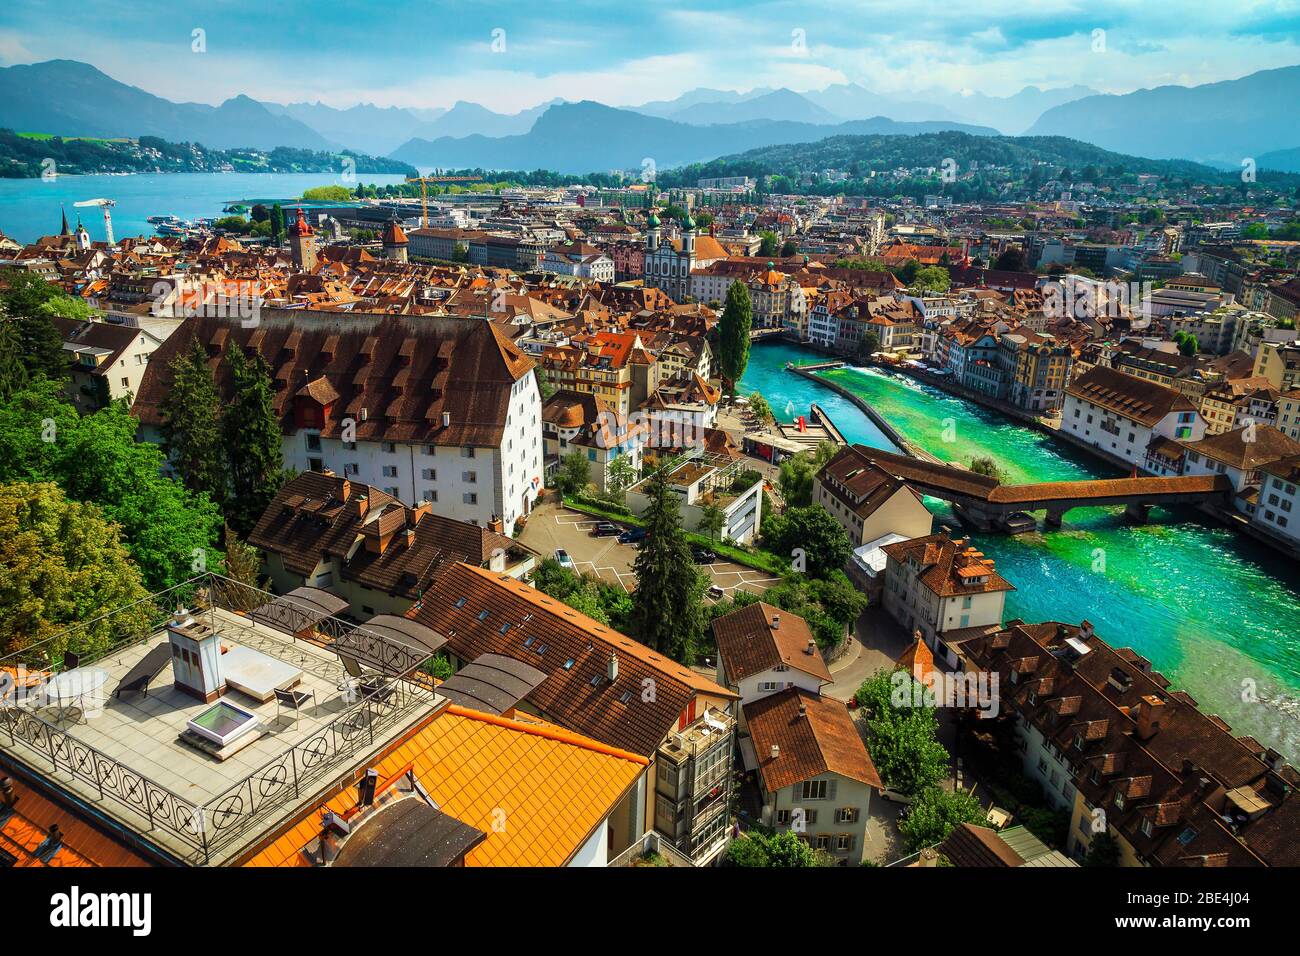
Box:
(828, 779), (838, 801)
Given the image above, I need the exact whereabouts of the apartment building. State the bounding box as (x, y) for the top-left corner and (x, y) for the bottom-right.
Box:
(410, 563), (740, 865)
(132, 310), (544, 534)
(541, 389), (643, 492)
(1254, 455), (1300, 547)
(999, 330), (1073, 412)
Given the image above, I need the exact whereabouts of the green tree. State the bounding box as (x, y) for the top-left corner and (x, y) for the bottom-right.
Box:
(763, 504), (851, 579)
(270, 204), (285, 244)
(899, 786), (987, 852)
(725, 829), (832, 867)
(534, 365), (555, 401)
(757, 230), (780, 258)
(776, 442), (837, 509)
(0, 380), (223, 591)
(0, 269), (72, 380)
(857, 669), (951, 796)
(221, 528), (261, 588)
(0, 311), (28, 400)
(555, 449), (592, 496)
(605, 455), (638, 505)
(630, 470), (704, 662)
(747, 391), (773, 424)
(221, 344), (285, 536)
(1083, 831), (1121, 866)
(697, 498), (725, 541)
(855, 330), (881, 364)
(160, 338), (227, 505)
(716, 280), (753, 393)
(912, 266), (951, 294)
(0, 481), (151, 660)
(992, 247), (1025, 271)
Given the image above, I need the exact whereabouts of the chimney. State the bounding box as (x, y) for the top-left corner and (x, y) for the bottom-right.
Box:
(441, 410), (451, 428)
(607, 652), (618, 683)
(321, 468), (336, 478)
(798, 701), (807, 718)
(770, 744), (780, 760)
(1134, 695), (1165, 740)
(357, 768), (379, 807)
(356, 494), (368, 518)
(413, 500), (432, 520)
(0, 776), (17, 813)
(404, 527), (417, 548)
(805, 640), (816, 656)
(771, 613), (780, 629)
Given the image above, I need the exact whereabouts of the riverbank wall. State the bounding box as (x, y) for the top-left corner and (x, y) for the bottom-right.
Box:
(786, 363), (916, 457)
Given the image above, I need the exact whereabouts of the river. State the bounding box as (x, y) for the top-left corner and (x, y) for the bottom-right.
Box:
(0, 172), (408, 245)
(741, 341), (1300, 758)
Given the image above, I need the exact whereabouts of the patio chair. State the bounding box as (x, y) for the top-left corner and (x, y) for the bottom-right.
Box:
(113, 644), (173, 700)
(62, 651), (80, 670)
(336, 651), (365, 694)
(275, 687), (315, 726)
(358, 678), (394, 706)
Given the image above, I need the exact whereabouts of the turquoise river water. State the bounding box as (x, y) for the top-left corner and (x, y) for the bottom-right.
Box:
(741, 342), (1300, 757)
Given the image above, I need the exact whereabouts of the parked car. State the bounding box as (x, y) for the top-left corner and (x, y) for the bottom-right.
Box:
(590, 522), (621, 537)
(553, 549), (574, 570)
(691, 546), (718, 564)
(617, 527), (648, 544)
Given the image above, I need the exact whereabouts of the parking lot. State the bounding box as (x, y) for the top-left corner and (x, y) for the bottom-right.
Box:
(519, 503), (781, 602)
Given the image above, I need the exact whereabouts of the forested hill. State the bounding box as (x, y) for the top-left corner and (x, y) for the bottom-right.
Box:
(654, 131), (1297, 199)
(0, 129), (417, 179)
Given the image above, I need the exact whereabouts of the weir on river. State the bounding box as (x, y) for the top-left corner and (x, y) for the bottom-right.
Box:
(740, 341), (1300, 759)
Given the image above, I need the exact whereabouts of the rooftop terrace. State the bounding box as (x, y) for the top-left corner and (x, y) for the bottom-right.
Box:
(0, 574), (444, 866)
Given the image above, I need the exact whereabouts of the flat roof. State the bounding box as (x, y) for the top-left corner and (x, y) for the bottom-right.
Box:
(1, 602), (442, 866)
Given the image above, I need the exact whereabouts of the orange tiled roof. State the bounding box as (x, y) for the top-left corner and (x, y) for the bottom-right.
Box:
(244, 705), (647, 868)
(0, 777), (151, 867)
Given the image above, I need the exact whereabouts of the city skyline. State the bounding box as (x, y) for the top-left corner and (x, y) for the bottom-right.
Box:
(2, 0), (1299, 113)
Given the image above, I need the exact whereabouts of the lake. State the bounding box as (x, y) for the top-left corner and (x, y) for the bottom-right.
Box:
(0, 172), (409, 245)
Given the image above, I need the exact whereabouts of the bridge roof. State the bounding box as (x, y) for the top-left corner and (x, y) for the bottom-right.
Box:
(988, 474), (1231, 505)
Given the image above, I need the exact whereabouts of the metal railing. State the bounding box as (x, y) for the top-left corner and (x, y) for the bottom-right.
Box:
(0, 572), (441, 865)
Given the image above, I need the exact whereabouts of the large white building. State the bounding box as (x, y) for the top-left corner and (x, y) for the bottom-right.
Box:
(133, 310), (544, 535)
(1062, 365), (1205, 472)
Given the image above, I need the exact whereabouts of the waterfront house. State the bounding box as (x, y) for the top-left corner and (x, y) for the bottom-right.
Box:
(1062, 366), (1206, 471)
(743, 688), (883, 865)
(1178, 424), (1300, 505)
(814, 444), (933, 546)
(880, 532), (1015, 666)
(947, 619), (1300, 866)
(1253, 455), (1300, 548)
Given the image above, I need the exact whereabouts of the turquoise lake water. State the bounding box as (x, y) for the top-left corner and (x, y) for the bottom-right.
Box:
(741, 341), (1300, 757)
(0, 172), (408, 245)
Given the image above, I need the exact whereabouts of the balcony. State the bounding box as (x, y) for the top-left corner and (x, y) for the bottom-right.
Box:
(0, 573), (444, 866)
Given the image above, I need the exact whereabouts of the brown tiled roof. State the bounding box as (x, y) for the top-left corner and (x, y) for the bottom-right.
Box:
(132, 310), (534, 447)
(1066, 365), (1196, 426)
(712, 602), (832, 684)
(818, 445), (920, 520)
(746, 688), (882, 793)
(248, 472), (519, 596)
(954, 619), (1300, 866)
(1179, 424), (1300, 470)
(51, 316), (147, 373)
(881, 533), (1015, 598)
(408, 564), (736, 757)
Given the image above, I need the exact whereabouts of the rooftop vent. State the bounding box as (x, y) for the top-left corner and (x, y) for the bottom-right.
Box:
(608, 652), (618, 683)
(770, 744), (780, 760)
(771, 613), (780, 629)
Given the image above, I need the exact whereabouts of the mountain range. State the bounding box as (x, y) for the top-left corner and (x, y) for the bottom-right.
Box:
(4, 59), (1299, 174)
(0, 60), (335, 151)
(389, 101), (997, 174)
(1027, 65), (1300, 164)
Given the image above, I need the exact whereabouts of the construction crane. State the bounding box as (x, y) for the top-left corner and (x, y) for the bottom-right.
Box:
(74, 197), (117, 246)
(405, 174), (485, 228)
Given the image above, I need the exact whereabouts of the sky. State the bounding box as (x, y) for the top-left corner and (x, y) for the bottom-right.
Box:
(2, 0), (1299, 112)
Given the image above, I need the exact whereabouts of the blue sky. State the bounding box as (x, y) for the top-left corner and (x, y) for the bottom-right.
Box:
(3, 0), (1299, 111)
